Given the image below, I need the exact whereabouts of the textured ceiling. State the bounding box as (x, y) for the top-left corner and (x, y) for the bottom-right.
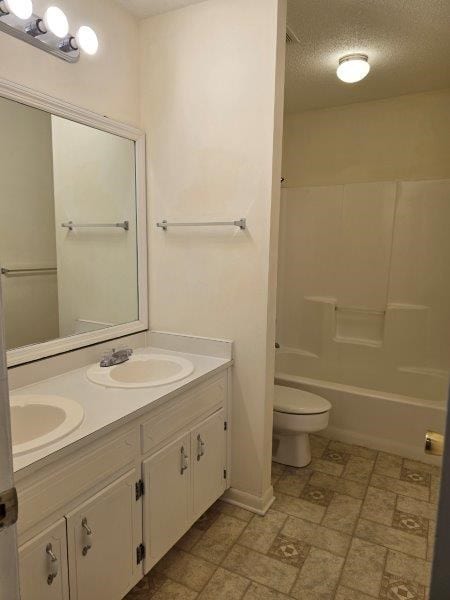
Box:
(285, 0), (450, 113)
(115, 0), (206, 18)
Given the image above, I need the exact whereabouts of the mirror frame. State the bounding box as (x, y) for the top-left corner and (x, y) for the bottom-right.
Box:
(0, 78), (148, 367)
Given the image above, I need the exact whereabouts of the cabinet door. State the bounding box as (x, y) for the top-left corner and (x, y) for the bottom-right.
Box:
(18, 519), (69, 600)
(192, 409), (226, 518)
(66, 468), (142, 600)
(143, 432), (190, 571)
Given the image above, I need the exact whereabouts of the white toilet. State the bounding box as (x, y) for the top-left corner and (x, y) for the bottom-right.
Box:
(273, 385), (331, 467)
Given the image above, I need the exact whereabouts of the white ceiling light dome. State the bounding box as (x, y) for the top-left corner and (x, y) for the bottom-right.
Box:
(2, 0), (33, 19)
(337, 54), (370, 83)
(76, 25), (98, 55)
(43, 6), (69, 38)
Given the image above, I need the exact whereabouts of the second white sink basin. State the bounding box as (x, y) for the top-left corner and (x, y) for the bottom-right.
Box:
(86, 353), (195, 389)
(10, 394), (84, 456)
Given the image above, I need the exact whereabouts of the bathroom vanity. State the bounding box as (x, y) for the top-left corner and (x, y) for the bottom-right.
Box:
(12, 336), (232, 600)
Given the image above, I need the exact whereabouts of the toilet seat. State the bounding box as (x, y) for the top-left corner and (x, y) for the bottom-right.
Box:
(274, 385), (331, 415)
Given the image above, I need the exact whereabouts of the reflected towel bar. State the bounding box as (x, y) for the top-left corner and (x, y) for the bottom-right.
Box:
(156, 218), (246, 231)
(1, 267), (57, 275)
(62, 221), (129, 231)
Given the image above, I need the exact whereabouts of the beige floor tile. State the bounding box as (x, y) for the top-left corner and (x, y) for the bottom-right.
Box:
(222, 545), (299, 594)
(268, 534), (311, 568)
(290, 547), (344, 600)
(360, 486), (396, 526)
(355, 518), (427, 559)
(310, 457), (345, 477)
(400, 467), (431, 488)
(429, 476), (440, 505)
(151, 579), (199, 600)
(191, 514), (247, 564)
(309, 471), (367, 500)
(310, 435), (329, 458)
(334, 585), (377, 600)
(340, 538), (387, 597)
(402, 459), (441, 478)
(370, 473), (429, 502)
(322, 493), (362, 534)
(198, 567), (250, 600)
(215, 500), (254, 522)
(396, 495), (437, 522)
(274, 467), (312, 497)
(427, 519), (436, 562)
(374, 452), (403, 479)
(327, 440), (377, 461)
(281, 515), (351, 557)
(379, 572), (426, 599)
(243, 582), (292, 600)
(392, 510), (429, 539)
(300, 484), (334, 507)
(385, 550), (432, 587)
(156, 548), (217, 592)
(272, 491), (326, 523)
(238, 510), (288, 554)
(176, 527), (204, 551)
(343, 456), (374, 484)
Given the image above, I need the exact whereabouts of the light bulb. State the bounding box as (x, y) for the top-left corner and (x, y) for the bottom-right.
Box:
(3, 0), (33, 19)
(76, 25), (98, 55)
(336, 54), (370, 83)
(43, 6), (68, 38)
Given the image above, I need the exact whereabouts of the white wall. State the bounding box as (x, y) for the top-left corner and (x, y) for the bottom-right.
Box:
(51, 116), (138, 336)
(0, 97), (59, 350)
(140, 0), (286, 511)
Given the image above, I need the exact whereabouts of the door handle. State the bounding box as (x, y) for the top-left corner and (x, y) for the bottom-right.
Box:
(197, 434), (205, 461)
(180, 446), (189, 474)
(425, 431), (444, 456)
(46, 543), (59, 585)
(82, 517), (93, 555)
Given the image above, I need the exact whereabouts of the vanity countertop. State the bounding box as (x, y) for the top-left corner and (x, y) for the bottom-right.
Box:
(12, 343), (232, 476)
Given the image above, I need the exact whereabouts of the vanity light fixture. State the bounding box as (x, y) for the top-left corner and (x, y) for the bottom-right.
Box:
(0, 0), (33, 20)
(0, 2), (99, 62)
(336, 54), (370, 83)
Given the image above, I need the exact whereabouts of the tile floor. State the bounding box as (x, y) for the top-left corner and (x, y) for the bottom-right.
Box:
(124, 436), (441, 600)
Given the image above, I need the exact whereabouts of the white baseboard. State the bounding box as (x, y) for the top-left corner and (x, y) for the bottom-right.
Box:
(221, 485), (275, 516)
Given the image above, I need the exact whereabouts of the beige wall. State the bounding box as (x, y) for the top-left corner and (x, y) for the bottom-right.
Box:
(140, 0), (286, 509)
(0, 0), (140, 126)
(51, 117), (138, 336)
(0, 97), (59, 350)
(282, 89), (450, 187)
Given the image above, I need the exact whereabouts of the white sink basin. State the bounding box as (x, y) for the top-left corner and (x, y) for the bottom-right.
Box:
(10, 394), (84, 456)
(86, 353), (195, 389)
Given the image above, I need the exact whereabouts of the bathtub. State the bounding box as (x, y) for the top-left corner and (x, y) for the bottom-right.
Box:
(275, 349), (447, 464)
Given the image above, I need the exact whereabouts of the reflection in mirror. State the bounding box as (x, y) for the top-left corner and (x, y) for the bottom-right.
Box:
(0, 96), (138, 351)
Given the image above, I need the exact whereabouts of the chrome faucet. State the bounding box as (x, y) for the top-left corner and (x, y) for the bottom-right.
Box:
(100, 347), (133, 367)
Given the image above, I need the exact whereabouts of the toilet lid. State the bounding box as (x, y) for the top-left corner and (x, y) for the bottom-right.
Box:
(274, 385), (331, 415)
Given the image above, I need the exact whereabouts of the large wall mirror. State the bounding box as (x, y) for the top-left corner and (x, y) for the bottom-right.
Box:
(0, 82), (147, 366)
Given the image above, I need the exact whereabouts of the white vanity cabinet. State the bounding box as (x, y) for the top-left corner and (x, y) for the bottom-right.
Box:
(19, 519), (69, 600)
(66, 468), (142, 600)
(15, 369), (231, 600)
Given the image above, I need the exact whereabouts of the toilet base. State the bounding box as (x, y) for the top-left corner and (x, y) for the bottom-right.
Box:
(272, 432), (311, 468)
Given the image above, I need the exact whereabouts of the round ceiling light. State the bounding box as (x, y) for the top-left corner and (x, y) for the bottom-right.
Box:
(76, 25), (98, 55)
(3, 0), (33, 19)
(336, 54), (370, 83)
(43, 6), (69, 38)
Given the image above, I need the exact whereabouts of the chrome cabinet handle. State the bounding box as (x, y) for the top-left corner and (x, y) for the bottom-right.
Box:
(197, 434), (205, 461)
(82, 517), (93, 556)
(46, 543), (59, 585)
(180, 446), (189, 474)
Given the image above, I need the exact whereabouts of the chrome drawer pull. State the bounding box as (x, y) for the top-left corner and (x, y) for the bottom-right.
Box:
(46, 543), (59, 585)
(82, 517), (93, 556)
(197, 434), (205, 461)
(180, 446), (189, 474)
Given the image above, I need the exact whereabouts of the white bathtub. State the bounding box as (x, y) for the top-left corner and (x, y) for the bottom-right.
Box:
(275, 349), (447, 464)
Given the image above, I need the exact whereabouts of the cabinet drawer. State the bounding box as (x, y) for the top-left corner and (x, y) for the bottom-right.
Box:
(17, 426), (139, 537)
(141, 373), (226, 455)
